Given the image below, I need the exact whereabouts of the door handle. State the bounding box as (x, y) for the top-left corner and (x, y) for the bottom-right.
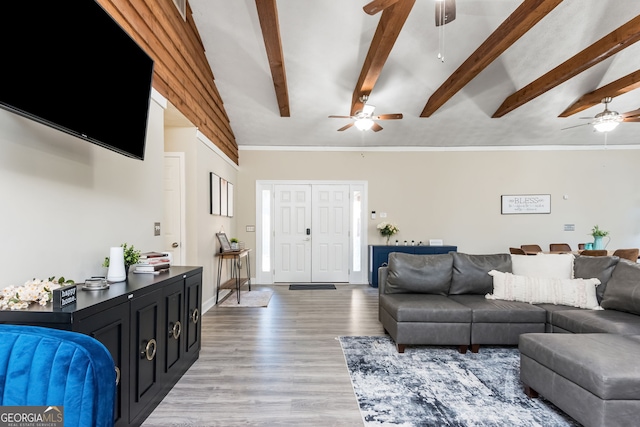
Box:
(306, 228), (311, 235)
(172, 242), (179, 248)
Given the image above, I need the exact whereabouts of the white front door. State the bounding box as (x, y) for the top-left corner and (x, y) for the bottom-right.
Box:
(273, 184), (350, 283)
(163, 153), (185, 265)
(274, 184), (312, 282)
(312, 185), (350, 282)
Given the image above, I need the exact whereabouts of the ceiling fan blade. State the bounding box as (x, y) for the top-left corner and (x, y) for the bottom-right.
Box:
(371, 122), (383, 132)
(363, 0), (400, 15)
(337, 123), (354, 132)
(435, 0), (456, 26)
(374, 113), (403, 120)
(561, 122), (592, 131)
(623, 118), (640, 123)
(328, 115), (352, 119)
(622, 108), (640, 119)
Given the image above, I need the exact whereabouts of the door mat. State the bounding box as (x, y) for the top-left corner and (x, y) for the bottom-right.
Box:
(289, 284), (336, 290)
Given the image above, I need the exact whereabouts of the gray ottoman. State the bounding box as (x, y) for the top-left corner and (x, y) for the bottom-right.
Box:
(519, 333), (640, 427)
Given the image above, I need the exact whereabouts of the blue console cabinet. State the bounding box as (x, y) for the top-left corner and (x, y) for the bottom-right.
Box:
(368, 245), (458, 287)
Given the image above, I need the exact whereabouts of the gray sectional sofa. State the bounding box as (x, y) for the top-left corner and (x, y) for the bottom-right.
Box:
(377, 251), (640, 427)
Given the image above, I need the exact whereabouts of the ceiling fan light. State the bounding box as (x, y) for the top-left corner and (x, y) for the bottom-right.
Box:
(593, 120), (620, 132)
(354, 118), (374, 131)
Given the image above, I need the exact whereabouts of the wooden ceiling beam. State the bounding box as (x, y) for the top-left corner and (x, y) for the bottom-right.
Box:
(363, 0), (401, 16)
(420, 0), (563, 117)
(494, 14), (640, 118)
(351, 0), (415, 116)
(255, 0), (290, 117)
(558, 69), (640, 117)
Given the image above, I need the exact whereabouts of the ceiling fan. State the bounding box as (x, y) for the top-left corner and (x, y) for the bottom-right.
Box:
(562, 97), (640, 132)
(328, 96), (403, 132)
(363, 0), (456, 25)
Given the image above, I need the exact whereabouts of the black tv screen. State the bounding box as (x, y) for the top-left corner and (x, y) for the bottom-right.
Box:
(1, 1), (154, 160)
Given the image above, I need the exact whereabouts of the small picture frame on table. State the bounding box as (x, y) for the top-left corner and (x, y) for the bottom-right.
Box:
(216, 232), (232, 252)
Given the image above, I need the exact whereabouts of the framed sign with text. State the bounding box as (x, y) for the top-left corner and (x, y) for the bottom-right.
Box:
(501, 194), (551, 214)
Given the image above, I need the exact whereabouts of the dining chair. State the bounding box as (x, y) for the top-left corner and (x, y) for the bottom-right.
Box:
(578, 243), (586, 250)
(520, 244), (543, 255)
(580, 250), (608, 257)
(549, 243), (572, 252)
(509, 247), (526, 255)
(613, 248), (639, 262)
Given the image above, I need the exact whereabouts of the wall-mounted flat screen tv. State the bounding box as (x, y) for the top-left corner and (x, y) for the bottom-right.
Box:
(1, 2), (154, 160)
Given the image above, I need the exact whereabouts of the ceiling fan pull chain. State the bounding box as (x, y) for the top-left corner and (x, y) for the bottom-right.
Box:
(437, 3), (445, 62)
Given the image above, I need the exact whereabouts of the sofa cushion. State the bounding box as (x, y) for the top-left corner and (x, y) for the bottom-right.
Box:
(450, 294), (546, 323)
(486, 270), (601, 309)
(601, 259), (640, 315)
(573, 255), (619, 303)
(511, 253), (574, 279)
(385, 252), (453, 295)
(552, 309), (640, 334)
(380, 294), (471, 323)
(449, 252), (512, 295)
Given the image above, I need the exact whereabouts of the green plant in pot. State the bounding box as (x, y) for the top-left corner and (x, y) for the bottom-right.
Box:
(230, 237), (239, 250)
(590, 225), (610, 250)
(102, 243), (141, 273)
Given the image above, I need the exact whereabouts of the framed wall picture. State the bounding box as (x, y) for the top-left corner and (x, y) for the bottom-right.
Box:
(220, 178), (228, 216)
(216, 232), (232, 252)
(227, 182), (234, 217)
(501, 194), (551, 214)
(209, 173), (221, 215)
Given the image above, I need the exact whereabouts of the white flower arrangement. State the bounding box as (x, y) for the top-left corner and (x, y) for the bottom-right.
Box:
(0, 277), (74, 311)
(377, 221), (399, 244)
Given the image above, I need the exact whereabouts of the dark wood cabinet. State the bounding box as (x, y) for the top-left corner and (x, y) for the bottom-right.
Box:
(129, 288), (163, 425)
(76, 300), (130, 427)
(0, 266), (203, 427)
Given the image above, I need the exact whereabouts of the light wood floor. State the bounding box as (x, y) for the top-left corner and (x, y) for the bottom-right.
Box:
(142, 284), (385, 426)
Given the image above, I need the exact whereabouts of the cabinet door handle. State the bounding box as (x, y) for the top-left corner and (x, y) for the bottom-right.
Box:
(115, 366), (121, 386)
(190, 308), (199, 324)
(141, 338), (157, 361)
(169, 321), (182, 340)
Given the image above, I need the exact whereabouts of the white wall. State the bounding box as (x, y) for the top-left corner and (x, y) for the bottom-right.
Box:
(165, 127), (238, 307)
(0, 94), (166, 286)
(236, 148), (640, 277)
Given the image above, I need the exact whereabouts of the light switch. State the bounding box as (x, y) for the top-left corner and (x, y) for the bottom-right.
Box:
(154, 222), (161, 236)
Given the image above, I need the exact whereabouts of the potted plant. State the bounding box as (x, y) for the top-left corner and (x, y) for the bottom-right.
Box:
(590, 225), (610, 250)
(230, 237), (239, 250)
(102, 243), (141, 274)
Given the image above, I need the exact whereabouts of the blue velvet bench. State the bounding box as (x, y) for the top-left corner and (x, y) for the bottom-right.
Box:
(0, 324), (116, 427)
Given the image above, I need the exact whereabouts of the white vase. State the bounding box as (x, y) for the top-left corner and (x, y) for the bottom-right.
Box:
(107, 246), (127, 282)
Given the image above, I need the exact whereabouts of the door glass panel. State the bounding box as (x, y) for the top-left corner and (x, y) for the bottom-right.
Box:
(352, 190), (362, 272)
(261, 189), (271, 272)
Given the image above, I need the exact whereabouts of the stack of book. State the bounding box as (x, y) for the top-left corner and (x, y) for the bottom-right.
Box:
(134, 252), (171, 275)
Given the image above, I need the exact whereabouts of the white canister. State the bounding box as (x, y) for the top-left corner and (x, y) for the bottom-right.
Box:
(107, 246), (126, 282)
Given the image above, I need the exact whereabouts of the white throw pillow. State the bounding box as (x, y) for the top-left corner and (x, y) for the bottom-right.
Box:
(511, 253), (574, 279)
(486, 270), (601, 310)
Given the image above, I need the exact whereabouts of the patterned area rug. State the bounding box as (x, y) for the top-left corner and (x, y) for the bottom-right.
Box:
(339, 336), (580, 427)
(217, 290), (272, 307)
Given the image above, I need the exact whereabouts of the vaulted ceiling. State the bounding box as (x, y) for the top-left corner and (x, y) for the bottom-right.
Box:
(189, 0), (640, 149)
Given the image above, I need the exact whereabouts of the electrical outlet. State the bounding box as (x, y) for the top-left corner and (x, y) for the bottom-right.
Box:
(380, 212), (387, 218)
(154, 222), (161, 236)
